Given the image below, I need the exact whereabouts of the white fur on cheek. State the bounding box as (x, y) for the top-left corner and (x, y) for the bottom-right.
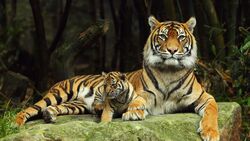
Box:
(144, 45), (162, 66)
(180, 43), (197, 68)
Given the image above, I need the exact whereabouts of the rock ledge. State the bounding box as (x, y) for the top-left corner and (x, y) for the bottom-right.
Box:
(1, 102), (241, 141)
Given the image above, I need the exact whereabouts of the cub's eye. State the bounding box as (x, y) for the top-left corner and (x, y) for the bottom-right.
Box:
(111, 84), (116, 88)
(158, 34), (167, 41)
(178, 35), (186, 41)
(111, 79), (115, 84)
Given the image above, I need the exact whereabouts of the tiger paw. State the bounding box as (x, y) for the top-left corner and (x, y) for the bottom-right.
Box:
(127, 103), (145, 111)
(127, 97), (146, 111)
(197, 123), (220, 141)
(43, 106), (57, 123)
(122, 109), (145, 121)
(15, 111), (27, 126)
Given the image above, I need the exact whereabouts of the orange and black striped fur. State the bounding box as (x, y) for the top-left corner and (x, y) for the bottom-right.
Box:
(124, 16), (219, 141)
(16, 16), (219, 141)
(16, 74), (104, 125)
(93, 72), (145, 122)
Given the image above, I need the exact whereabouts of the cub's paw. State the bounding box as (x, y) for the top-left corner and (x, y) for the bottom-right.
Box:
(16, 111), (27, 126)
(197, 123), (220, 141)
(122, 110), (145, 121)
(43, 106), (57, 123)
(94, 103), (104, 111)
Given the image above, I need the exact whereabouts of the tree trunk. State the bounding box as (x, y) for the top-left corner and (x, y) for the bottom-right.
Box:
(99, 0), (106, 71)
(0, 0), (6, 42)
(49, 0), (72, 54)
(163, 0), (177, 20)
(225, 0), (239, 54)
(29, 0), (49, 91)
(118, 0), (134, 71)
(151, 0), (176, 21)
(201, 0), (225, 59)
(133, 0), (149, 56)
(50, 21), (109, 81)
(179, 0), (195, 21)
(193, 0), (211, 60)
(109, 0), (120, 70)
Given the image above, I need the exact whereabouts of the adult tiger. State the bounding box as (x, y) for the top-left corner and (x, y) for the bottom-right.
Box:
(124, 16), (219, 141)
(16, 16), (219, 141)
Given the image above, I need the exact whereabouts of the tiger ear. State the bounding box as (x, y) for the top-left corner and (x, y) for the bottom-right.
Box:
(119, 74), (126, 81)
(148, 16), (160, 31)
(186, 17), (196, 33)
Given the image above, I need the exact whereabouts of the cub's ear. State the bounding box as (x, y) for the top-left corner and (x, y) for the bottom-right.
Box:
(119, 74), (126, 81)
(101, 72), (107, 76)
(186, 17), (196, 33)
(148, 15), (160, 31)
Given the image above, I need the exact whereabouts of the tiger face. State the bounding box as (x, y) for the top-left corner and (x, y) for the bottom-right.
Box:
(144, 16), (197, 69)
(102, 72), (128, 99)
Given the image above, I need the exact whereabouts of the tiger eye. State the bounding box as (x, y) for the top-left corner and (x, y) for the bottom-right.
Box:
(158, 34), (167, 41)
(178, 35), (186, 41)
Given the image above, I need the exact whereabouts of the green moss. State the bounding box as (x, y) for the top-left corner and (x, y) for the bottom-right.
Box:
(1, 102), (241, 141)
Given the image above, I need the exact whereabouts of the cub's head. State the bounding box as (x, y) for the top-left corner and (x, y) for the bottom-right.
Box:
(102, 72), (128, 99)
(143, 16), (197, 70)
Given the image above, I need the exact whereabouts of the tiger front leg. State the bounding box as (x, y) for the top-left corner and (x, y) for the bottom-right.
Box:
(101, 104), (114, 122)
(122, 96), (146, 121)
(195, 93), (220, 141)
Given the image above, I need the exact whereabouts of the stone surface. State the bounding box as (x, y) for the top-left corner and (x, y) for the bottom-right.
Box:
(1, 102), (241, 141)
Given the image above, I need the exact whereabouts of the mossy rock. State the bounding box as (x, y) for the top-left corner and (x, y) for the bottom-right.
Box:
(0, 102), (241, 141)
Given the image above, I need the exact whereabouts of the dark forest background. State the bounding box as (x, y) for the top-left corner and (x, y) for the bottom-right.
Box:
(0, 0), (249, 139)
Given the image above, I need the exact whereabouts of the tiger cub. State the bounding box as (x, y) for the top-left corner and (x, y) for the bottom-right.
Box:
(93, 72), (144, 122)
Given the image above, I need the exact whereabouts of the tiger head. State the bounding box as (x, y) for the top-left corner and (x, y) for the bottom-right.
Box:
(102, 72), (128, 99)
(143, 16), (197, 70)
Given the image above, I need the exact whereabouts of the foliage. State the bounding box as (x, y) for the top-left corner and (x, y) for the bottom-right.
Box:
(0, 102), (19, 138)
(196, 30), (250, 140)
(226, 34), (250, 104)
(196, 30), (250, 103)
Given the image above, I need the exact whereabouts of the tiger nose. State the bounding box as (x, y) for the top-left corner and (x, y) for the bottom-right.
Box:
(167, 48), (178, 54)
